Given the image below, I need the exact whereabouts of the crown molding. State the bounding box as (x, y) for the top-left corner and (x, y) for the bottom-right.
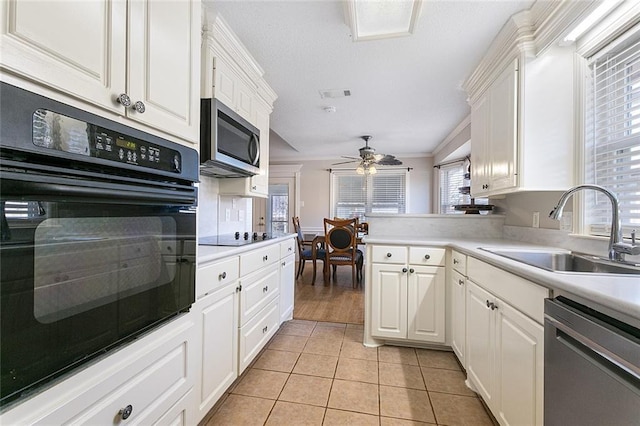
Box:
(463, 0), (597, 105)
(202, 8), (277, 106)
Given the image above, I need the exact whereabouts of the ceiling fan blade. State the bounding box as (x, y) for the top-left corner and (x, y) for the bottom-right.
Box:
(340, 156), (361, 160)
(332, 160), (359, 165)
(376, 155), (403, 166)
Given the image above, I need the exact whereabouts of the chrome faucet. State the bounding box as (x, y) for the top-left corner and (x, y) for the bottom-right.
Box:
(549, 184), (624, 261)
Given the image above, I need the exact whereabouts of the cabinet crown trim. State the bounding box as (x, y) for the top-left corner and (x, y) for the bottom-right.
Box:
(463, 0), (596, 103)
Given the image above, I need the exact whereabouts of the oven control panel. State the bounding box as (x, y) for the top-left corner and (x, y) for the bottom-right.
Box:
(32, 108), (181, 173)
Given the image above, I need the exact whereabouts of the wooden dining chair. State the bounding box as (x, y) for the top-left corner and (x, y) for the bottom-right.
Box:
(323, 217), (363, 287)
(292, 216), (325, 284)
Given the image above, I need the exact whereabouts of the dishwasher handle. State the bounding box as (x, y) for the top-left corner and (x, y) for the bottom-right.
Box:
(545, 298), (640, 379)
(546, 316), (640, 380)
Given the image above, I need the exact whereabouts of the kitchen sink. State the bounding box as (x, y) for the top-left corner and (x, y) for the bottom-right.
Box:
(480, 248), (640, 275)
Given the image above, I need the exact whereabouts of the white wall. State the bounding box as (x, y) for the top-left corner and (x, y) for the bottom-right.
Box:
(271, 156), (433, 231)
(198, 175), (253, 238)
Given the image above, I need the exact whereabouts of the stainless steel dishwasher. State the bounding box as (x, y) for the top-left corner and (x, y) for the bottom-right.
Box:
(544, 297), (640, 426)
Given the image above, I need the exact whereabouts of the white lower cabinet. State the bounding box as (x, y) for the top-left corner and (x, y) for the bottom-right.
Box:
(450, 249), (467, 367)
(280, 253), (295, 322)
(450, 269), (466, 366)
(194, 282), (238, 420)
(370, 245), (446, 344)
(466, 257), (546, 426)
(1, 314), (196, 425)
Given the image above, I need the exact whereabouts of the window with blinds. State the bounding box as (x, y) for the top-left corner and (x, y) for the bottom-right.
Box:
(585, 30), (640, 236)
(331, 170), (407, 220)
(439, 163), (465, 214)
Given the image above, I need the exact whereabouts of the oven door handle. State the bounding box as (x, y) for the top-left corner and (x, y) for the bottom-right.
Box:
(2, 171), (197, 206)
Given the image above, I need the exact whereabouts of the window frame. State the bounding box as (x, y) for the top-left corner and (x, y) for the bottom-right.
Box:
(575, 20), (640, 239)
(329, 168), (409, 220)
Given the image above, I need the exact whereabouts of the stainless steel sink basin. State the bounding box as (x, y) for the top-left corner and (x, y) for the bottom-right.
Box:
(480, 248), (640, 275)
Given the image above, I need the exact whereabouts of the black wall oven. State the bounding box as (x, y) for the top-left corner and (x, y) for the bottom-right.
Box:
(0, 83), (198, 409)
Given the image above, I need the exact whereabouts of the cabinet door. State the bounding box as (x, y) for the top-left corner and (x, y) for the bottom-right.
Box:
(470, 93), (490, 196)
(127, 0), (200, 143)
(197, 283), (238, 418)
(495, 300), (544, 426)
(0, 0), (126, 113)
(450, 269), (466, 366)
(407, 265), (445, 343)
(488, 59), (518, 193)
(466, 280), (496, 408)
(371, 263), (407, 339)
(213, 56), (237, 109)
(279, 254), (295, 323)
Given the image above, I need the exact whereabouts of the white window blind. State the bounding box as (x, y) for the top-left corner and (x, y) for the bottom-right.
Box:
(439, 163), (465, 214)
(2, 201), (41, 219)
(585, 31), (640, 236)
(331, 170), (407, 220)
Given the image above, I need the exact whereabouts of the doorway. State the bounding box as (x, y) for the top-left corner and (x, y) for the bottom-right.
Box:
(253, 177), (295, 234)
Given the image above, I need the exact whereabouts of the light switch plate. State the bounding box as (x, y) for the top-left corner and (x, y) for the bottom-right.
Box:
(532, 212), (540, 228)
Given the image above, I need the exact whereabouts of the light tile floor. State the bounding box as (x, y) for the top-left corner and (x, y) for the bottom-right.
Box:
(204, 320), (495, 426)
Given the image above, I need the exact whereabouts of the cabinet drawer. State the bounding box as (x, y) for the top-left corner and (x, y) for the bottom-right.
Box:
(280, 238), (296, 258)
(240, 263), (279, 326)
(239, 298), (280, 373)
(451, 250), (467, 275)
(408, 247), (445, 266)
(11, 315), (196, 425)
(371, 245), (407, 264)
(240, 244), (280, 276)
(197, 257), (240, 298)
(467, 257), (549, 324)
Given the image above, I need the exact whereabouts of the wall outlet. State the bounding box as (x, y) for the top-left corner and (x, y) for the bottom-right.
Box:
(532, 211), (540, 228)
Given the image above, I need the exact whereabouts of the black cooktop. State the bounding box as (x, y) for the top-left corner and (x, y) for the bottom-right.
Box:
(199, 232), (275, 246)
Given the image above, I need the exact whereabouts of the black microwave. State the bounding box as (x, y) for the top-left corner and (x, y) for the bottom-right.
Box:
(200, 98), (260, 177)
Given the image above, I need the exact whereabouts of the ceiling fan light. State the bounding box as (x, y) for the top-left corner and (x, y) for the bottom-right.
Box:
(356, 165), (365, 174)
(346, 0), (422, 42)
(367, 164), (377, 174)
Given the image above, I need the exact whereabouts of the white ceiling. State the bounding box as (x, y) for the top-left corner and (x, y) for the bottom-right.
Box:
(206, 0), (535, 162)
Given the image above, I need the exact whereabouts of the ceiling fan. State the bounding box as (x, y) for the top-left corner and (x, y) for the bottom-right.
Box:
(332, 136), (402, 174)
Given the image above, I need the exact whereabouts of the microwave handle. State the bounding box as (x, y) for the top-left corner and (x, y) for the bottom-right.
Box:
(249, 134), (260, 166)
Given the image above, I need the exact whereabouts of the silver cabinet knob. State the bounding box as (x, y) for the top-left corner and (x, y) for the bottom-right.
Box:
(386, 253), (392, 258)
(116, 93), (132, 107)
(424, 254), (431, 260)
(486, 300), (491, 308)
(402, 268), (408, 273)
(458, 279), (464, 285)
(132, 101), (146, 113)
(409, 268), (415, 273)
(453, 259), (459, 264)
(119, 404), (133, 420)
(219, 272), (227, 280)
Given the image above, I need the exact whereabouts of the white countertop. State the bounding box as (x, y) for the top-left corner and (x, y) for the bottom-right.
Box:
(197, 234), (296, 263)
(364, 236), (640, 326)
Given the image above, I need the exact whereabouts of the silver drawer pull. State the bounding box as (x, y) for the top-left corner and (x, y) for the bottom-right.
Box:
(386, 253), (392, 257)
(402, 268), (408, 273)
(219, 272), (227, 280)
(262, 326), (268, 333)
(288, 247), (292, 251)
(458, 279), (464, 285)
(453, 259), (459, 264)
(424, 254), (431, 260)
(119, 404), (133, 420)
(263, 285), (269, 292)
(263, 255), (268, 261)
(409, 268), (415, 273)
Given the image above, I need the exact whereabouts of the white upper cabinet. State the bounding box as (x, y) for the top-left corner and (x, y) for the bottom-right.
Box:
(127, 0), (201, 142)
(464, 8), (577, 197)
(202, 12), (277, 198)
(0, 0), (200, 144)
